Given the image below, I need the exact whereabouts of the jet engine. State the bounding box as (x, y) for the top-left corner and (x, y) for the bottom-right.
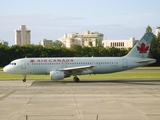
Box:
(50, 71), (64, 80)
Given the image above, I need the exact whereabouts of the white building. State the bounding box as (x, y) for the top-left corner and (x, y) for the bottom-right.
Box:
(15, 25), (31, 45)
(39, 39), (53, 47)
(156, 27), (160, 36)
(58, 30), (104, 48)
(102, 37), (137, 48)
(0, 39), (8, 46)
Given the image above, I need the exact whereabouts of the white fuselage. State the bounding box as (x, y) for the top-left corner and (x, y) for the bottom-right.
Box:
(3, 57), (155, 75)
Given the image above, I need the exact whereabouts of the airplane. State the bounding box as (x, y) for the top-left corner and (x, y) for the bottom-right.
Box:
(3, 32), (156, 82)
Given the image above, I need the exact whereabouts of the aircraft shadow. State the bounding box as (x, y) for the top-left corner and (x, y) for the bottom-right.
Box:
(31, 79), (160, 86)
(79, 80), (160, 85)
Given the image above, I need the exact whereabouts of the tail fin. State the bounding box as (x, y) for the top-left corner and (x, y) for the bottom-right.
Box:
(125, 32), (153, 58)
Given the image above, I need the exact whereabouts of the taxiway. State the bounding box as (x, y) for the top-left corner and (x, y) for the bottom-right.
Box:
(0, 80), (160, 120)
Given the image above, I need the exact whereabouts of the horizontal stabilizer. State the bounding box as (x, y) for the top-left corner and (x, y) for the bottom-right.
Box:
(136, 59), (156, 63)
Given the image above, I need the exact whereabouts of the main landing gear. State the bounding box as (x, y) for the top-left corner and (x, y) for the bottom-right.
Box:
(23, 75), (26, 82)
(73, 76), (80, 82)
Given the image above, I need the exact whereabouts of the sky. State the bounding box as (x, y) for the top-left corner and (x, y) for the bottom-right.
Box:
(0, 0), (160, 46)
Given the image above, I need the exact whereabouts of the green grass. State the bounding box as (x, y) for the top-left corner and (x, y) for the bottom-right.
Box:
(0, 70), (160, 81)
(65, 72), (160, 81)
(135, 67), (160, 70)
(0, 67), (3, 71)
(0, 73), (49, 80)
(0, 67), (160, 81)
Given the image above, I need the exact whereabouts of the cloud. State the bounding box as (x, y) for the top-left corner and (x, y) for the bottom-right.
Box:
(103, 13), (159, 28)
(52, 16), (86, 21)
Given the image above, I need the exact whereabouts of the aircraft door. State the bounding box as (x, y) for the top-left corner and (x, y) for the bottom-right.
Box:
(123, 58), (128, 68)
(21, 59), (26, 69)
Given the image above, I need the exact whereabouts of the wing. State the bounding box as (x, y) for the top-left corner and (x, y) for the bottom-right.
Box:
(57, 65), (96, 75)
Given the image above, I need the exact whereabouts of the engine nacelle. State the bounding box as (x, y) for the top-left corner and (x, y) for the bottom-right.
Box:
(50, 71), (64, 81)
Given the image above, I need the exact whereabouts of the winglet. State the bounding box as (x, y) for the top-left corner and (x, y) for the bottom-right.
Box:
(125, 32), (153, 58)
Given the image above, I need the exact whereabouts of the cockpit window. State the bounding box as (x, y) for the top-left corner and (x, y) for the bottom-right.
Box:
(10, 63), (16, 65)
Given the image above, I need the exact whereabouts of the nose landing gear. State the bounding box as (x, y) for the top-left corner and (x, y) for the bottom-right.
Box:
(23, 75), (26, 82)
(23, 79), (26, 82)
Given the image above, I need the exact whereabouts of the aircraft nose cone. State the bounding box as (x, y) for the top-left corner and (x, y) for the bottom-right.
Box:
(3, 66), (9, 73)
(3, 66), (7, 72)
(3, 65), (18, 74)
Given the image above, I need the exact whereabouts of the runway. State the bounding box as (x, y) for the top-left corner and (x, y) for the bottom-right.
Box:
(0, 80), (160, 120)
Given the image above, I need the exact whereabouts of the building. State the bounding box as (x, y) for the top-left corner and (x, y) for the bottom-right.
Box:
(102, 37), (137, 49)
(58, 30), (104, 48)
(15, 25), (31, 45)
(0, 39), (8, 46)
(156, 27), (160, 36)
(39, 39), (53, 47)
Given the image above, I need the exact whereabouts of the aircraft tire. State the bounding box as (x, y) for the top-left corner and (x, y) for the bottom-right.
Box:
(23, 79), (26, 82)
(74, 77), (80, 83)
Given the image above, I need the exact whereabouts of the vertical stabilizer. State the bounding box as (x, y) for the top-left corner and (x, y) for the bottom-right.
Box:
(125, 33), (153, 58)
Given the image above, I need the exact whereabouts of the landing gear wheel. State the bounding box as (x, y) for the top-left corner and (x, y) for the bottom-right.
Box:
(74, 77), (80, 83)
(22, 75), (26, 82)
(23, 79), (26, 82)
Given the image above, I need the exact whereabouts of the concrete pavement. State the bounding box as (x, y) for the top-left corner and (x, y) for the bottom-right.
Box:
(0, 80), (160, 120)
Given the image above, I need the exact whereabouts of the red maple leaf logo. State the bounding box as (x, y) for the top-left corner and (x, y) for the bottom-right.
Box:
(30, 59), (35, 63)
(137, 43), (149, 53)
